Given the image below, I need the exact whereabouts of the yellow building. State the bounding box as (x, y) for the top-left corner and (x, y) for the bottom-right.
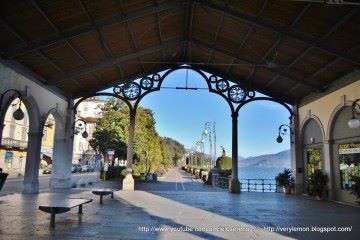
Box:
(0, 98), (55, 175)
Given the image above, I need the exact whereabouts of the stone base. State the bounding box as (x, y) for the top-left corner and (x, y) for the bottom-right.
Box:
(50, 177), (72, 189)
(122, 173), (134, 191)
(229, 178), (241, 193)
(22, 181), (39, 194)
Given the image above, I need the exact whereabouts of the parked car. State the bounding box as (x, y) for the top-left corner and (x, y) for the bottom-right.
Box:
(87, 165), (93, 172)
(72, 164), (82, 173)
(43, 164), (52, 174)
(81, 165), (90, 172)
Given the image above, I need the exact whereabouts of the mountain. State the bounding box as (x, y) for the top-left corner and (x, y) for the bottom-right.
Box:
(239, 150), (291, 168)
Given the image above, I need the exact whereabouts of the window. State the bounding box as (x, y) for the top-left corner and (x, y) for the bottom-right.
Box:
(306, 148), (322, 177)
(43, 129), (47, 141)
(21, 127), (27, 141)
(339, 143), (360, 190)
(9, 125), (15, 139)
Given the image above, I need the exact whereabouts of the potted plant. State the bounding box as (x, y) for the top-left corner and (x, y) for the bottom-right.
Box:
(275, 168), (293, 194)
(350, 175), (360, 204)
(308, 169), (327, 200)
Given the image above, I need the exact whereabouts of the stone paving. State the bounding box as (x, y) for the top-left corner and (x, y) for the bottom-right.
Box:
(0, 168), (359, 239)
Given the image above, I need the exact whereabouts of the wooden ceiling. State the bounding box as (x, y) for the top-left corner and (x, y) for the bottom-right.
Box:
(0, 0), (359, 104)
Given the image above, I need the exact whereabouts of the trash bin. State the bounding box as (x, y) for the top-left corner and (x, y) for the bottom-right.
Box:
(152, 173), (158, 182)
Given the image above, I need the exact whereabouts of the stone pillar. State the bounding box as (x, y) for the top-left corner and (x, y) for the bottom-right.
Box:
(229, 112), (240, 193)
(323, 140), (334, 200)
(22, 131), (42, 193)
(0, 122), (5, 145)
(50, 102), (75, 189)
(291, 105), (303, 194)
(123, 109), (135, 190)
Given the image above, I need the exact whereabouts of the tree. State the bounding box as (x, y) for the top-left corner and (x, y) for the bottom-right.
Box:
(90, 98), (184, 174)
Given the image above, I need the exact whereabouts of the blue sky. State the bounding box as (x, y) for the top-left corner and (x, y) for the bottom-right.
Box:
(103, 68), (291, 158)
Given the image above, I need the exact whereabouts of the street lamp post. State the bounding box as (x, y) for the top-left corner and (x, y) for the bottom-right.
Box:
(203, 121), (216, 168)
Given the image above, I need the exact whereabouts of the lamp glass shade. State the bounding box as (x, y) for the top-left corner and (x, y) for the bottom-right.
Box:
(276, 135), (283, 143)
(13, 108), (24, 120)
(203, 129), (208, 135)
(348, 118), (360, 129)
(82, 130), (89, 138)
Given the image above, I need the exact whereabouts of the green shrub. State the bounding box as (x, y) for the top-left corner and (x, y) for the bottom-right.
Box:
(216, 156), (232, 170)
(132, 163), (146, 176)
(100, 166), (126, 180)
(120, 168), (128, 179)
(219, 169), (232, 178)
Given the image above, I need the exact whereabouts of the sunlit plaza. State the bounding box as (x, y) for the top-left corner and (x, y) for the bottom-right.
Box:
(0, 0), (359, 239)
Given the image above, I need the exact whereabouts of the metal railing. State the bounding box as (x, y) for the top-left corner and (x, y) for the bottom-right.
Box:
(216, 176), (277, 192)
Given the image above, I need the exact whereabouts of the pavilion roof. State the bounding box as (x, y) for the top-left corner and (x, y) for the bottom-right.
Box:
(0, 0), (359, 105)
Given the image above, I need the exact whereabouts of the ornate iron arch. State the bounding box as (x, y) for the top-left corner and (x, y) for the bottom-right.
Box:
(237, 96), (293, 118)
(110, 65), (293, 117)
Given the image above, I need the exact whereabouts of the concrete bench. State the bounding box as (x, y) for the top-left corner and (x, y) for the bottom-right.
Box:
(92, 189), (114, 204)
(39, 198), (93, 228)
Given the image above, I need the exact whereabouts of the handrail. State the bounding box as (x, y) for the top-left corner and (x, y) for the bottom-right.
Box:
(216, 176), (278, 192)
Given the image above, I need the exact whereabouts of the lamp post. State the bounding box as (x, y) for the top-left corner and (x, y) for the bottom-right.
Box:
(73, 119), (88, 138)
(348, 99), (360, 129)
(202, 121), (216, 168)
(276, 124), (291, 143)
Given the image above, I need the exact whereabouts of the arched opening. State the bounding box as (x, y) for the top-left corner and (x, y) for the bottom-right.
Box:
(301, 118), (324, 193)
(330, 106), (360, 203)
(73, 97), (107, 172)
(39, 114), (56, 175)
(0, 97), (29, 177)
(237, 99), (291, 191)
(139, 68), (230, 176)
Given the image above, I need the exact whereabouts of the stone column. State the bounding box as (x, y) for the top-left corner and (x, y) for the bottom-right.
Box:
(229, 112), (240, 193)
(291, 105), (303, 194)
(50, 101), (75, 190)
(323, 140), (334, 200)
(22, 131), (42, 193)
(123, 108), (136, 190)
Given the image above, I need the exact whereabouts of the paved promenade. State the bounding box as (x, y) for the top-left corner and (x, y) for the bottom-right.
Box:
(0, 167), (359, 239)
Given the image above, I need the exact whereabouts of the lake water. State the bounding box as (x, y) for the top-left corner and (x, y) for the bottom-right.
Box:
(238, 166), (284, 180)
(237, 166), (285, 192)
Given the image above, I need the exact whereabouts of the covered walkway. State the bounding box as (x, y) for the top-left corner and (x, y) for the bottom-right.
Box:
(0, 167), (359, 240)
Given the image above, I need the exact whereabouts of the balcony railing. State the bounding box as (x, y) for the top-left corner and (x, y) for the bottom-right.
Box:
(1, 138), (27, 149)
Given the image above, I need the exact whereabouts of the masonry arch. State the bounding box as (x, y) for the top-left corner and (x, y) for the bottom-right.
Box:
(328, 103), (360, 203)
(299, 115), (325, 193)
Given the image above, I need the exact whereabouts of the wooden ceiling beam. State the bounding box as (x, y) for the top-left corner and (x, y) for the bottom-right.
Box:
(3, 0), (184, 58)
(117, 0), (146, 73)
(203, 1), (360, 65)
(191, 38), (323, 91)
(50, 39), (184, 85)
(32, 0), (104, 85)
(225, 0), (268, 76)
(263, 6), (359, 91)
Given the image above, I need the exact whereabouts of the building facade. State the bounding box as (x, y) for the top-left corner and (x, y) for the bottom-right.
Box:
(297, 73), (360, 204)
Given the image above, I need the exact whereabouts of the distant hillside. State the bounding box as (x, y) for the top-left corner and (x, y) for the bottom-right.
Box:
(239, 150), (290, 168)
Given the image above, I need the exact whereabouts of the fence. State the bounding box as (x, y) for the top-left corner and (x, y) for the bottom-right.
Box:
(216, 176), (277, 192)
